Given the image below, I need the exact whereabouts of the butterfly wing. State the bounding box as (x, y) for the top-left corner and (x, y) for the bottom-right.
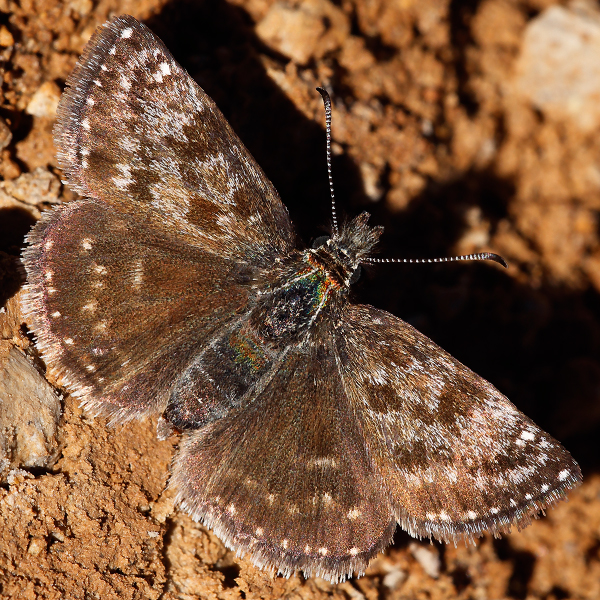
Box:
(158, 300), (581, 581)
(54, 15), (294, 264)
(170, 323), (397, 583)
(334, 304), (582, 542)
(21, 199), (255, 421)
(21, 15), (294, 420)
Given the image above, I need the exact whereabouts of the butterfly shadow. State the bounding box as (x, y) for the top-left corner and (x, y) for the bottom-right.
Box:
(144, 0), (368, 244)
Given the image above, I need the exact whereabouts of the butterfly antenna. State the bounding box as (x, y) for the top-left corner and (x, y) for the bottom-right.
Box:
(317, 87), (339, 235)
(364, 252), (508, 268)
(315, 90), (505, 269)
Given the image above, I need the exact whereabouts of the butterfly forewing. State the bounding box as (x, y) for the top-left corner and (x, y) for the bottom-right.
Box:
(54, 15), (295, 265)
(335, 304), (582, 541)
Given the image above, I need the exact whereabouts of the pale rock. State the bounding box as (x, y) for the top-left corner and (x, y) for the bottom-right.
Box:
(0, 118), (12, 150)
(0, 345), (62, 481)
(409, 542), (441, 578)
(25, 81), (61, 118)
(256, 0), (349, 65)
(514, 5), (600, 132)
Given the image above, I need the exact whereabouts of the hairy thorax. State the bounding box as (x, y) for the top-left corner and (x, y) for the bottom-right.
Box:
(163, 236), (361, 431)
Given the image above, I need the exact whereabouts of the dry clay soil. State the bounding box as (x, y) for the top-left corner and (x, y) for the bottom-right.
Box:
(1, 0), (600, 599)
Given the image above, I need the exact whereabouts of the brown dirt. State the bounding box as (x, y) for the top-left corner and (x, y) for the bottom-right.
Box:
(1, 0), (599, 598)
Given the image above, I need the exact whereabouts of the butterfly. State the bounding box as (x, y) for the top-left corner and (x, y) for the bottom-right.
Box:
(20, 15), (581, 583)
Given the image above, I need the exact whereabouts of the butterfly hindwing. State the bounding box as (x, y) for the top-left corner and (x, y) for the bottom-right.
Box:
(21, 199), (256, 421)
(170, 323), (397, 583)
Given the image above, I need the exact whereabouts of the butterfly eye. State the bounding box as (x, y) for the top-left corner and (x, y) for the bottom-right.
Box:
(349, 265), (362, 285)
(311, 235), (330, 248)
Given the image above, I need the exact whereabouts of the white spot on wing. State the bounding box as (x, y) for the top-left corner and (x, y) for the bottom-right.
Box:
(112, 161), (134, 189)
(558, 469), (570, 481)
(347, 507), (361, 520)
(113, 177), (133, 190)
(94, 321), (108, 333)
(309, 457), (338, 468)
(121, 27), (133, 38)
(132, 260), (144, 287)
(119, 74), (131, 92)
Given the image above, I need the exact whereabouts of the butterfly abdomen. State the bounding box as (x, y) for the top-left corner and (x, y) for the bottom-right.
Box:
(164, 265), (338, 430)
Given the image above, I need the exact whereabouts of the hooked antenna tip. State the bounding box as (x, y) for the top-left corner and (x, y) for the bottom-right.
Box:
(483, 253), (508, 268)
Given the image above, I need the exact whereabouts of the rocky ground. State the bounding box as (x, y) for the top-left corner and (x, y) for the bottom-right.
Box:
(1, 0), (599, 598)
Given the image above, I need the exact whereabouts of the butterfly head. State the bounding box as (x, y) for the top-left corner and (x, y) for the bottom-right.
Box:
(307, 212), (383, 288)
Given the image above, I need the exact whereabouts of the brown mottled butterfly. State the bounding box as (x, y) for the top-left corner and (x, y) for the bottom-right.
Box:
(21, 15), (581, 583)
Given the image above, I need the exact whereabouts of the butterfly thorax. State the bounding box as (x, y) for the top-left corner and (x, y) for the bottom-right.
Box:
(253, 212), (383, 343)
(307, 241), (357, 289)
(162, 214), (382, 431)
